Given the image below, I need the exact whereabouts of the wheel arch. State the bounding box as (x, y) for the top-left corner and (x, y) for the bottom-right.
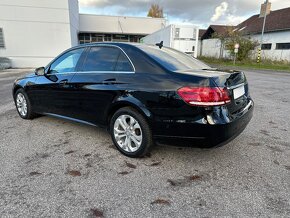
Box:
(106, 96), (153, 128)
(12, 85), (24, 97)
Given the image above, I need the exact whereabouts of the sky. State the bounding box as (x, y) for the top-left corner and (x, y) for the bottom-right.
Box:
(79, 0), (290, 29)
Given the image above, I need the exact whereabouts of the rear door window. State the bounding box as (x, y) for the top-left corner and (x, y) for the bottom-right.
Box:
(81, 46), (134, 72)
(82, 46), (120, 71)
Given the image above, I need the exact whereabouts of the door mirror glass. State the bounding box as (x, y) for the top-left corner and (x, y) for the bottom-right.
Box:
(35, 67), (45, 76)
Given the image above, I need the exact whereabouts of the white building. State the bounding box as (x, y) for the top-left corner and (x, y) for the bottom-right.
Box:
(79, 14), (166, 44)
(0, 0), (166, 68)
(141, 24), (199, 58)
(200, 5), (290, 61)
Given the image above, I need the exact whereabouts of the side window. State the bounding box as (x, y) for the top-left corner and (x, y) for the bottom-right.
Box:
(115, 52), (134, 72)
(82, 46), (120, 71)
(49, 48), (85, 74)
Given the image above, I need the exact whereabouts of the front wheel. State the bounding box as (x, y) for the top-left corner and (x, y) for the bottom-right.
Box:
(14, 89), (37, 119)
(110, 107), (153, 158)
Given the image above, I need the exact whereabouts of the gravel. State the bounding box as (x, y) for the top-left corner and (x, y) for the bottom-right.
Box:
(0, 68), (289, 217)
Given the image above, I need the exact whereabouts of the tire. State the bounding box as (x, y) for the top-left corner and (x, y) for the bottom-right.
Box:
(14, 88), (37, 119)
(110, 107), (153, 158)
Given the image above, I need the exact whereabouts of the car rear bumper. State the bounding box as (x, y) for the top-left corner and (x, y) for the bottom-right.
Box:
(153, 100), (254, 148)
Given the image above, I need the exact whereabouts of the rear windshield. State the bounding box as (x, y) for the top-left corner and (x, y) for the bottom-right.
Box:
(137, 45), (209, 71)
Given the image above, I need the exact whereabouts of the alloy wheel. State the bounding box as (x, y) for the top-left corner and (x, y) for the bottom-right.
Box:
(113, 114), (143, 152)
(16, 93), (28, 117)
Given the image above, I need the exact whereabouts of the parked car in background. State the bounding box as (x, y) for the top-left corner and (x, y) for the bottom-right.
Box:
(13, 42), (254, 157)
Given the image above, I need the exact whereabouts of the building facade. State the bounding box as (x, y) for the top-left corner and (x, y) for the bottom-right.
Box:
(0, 0), (166, 68)
(0, 0), (79, 67)
(200, 6), (290, 61)
(78, 14), (166, 44)
(142, 24), (199, 58)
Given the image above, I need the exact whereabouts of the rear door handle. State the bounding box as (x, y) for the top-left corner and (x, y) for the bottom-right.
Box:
(59, 79), (68, 85)
(102, 78), (116, 84)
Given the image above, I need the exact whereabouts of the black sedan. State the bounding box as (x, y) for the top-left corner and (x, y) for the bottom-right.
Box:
(13, 42), (254, 157)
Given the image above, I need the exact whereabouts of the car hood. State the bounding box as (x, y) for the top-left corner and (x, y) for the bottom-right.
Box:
(16, 71), (36, 81)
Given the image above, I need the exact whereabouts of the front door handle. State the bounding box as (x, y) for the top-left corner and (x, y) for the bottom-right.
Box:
(102, 78), (116, 84)
(59, 79), (68, 85)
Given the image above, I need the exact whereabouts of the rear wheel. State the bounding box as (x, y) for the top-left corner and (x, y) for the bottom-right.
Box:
(110, 107), (153, 158)
(14, 89), (37, 119)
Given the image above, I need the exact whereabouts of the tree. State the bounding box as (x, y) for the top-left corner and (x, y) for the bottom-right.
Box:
(147, 4), (164, 18)
(225, 31), (258, 61)
(213, 27), (258, 61)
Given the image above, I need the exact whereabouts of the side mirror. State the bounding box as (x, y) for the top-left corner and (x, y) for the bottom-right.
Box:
(35, 67), (45, 76)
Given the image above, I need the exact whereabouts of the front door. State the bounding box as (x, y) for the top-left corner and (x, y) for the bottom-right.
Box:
(31, 47), (86, 118)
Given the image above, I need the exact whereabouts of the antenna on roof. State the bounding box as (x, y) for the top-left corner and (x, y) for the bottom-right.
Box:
(155, 41), (163, 49)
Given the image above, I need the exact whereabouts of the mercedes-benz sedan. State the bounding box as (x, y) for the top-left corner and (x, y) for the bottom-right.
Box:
(13, 42), (254, 157)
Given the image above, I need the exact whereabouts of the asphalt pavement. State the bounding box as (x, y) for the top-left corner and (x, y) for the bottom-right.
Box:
(0, 68), (289, 217)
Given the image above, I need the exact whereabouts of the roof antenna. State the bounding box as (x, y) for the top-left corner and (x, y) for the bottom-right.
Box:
(155, 41), (163, 49)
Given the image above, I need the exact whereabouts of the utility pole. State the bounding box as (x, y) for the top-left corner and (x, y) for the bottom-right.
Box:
(258, 0), (269, 63)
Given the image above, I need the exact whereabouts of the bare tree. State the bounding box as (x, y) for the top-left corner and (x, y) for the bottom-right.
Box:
(147, 4), (164, 18)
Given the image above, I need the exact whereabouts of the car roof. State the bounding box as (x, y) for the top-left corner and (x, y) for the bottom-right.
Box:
(73, 42), (140, 49)
(71, 42), (167, 51)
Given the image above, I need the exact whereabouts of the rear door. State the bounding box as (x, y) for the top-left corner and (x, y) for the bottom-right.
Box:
(31, 48), (86, 116)
(69, 45), (135, 125)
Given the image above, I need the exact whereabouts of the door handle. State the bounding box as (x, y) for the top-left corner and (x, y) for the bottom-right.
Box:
(102, 78), (116, 84)
(59, 79), (68, 85)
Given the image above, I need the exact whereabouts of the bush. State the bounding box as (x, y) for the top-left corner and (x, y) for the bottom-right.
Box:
(212, 26), (258, 61)
(225, 37), (258, 61)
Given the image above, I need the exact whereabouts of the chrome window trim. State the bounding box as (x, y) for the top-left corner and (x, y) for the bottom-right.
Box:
(46, 71), (75, 75)
(76, 71), (135, 74)
(48, 71), (134, 75)
(46, 44), (136, 75)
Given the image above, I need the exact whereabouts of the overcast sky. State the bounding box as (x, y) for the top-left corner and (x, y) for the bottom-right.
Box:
(79, 0), (290, 28)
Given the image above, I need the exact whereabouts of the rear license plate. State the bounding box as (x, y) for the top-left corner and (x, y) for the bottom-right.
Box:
(233, 86), (245, 99)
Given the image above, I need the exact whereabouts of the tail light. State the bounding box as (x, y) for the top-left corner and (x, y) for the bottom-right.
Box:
(177, 86), (231, 106)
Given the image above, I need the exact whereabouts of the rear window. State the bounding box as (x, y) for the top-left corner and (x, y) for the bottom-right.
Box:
(138, 45), (209, 71)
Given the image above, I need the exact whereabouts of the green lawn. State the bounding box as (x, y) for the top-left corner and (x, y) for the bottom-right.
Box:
(198, 56), (290, 72)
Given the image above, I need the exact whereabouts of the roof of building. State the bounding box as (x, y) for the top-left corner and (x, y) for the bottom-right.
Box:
(235, 7), (290, 34)
(198, 29), (207, 39)
(201, 7), (290, 39)
(201, 25), (233, 40)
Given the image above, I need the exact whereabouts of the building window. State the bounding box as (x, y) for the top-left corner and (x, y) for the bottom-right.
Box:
(112, 34), (129, 42)
(175, 28), (180, 38)
(104, 34), (112, 42)
(276, 43), (290, 50)
(129, 35), (142, 43)
(261, 43), (271, 50)
(78, 33), (145, 44)
(0, 28), (5, 48)
(79, 33), (91, 44)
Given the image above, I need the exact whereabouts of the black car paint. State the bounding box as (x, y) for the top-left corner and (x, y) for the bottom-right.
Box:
(13, 42), (253, 147)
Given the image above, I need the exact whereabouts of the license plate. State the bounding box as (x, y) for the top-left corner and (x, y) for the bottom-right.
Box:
(233, 86), (245, 99)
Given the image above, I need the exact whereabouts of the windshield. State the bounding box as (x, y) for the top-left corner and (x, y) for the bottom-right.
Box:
(137, 45), (209, 71)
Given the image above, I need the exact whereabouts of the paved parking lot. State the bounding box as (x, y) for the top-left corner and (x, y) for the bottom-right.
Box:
(0, 68), (289, 217)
